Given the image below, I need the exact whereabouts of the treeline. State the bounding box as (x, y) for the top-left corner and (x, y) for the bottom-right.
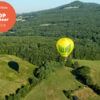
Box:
(0, 36), (99, 67)
(73, 65), (100, 95)
(34, 61), (64, 80)
(62, 59), (100, 98)
(5, 78), (39, 100)
(63, 89), (80, 100)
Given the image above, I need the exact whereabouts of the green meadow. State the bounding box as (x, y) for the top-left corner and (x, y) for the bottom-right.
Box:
(0, 55), (37, 99)
(24, 60), (100, 100)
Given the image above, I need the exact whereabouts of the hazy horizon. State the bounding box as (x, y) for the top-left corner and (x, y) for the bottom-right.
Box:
(1, 0), (100, 14)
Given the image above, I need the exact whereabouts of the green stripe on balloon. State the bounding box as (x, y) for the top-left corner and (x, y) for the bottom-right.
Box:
(65, 44), (71, 53)
(58, 45), (64, 53)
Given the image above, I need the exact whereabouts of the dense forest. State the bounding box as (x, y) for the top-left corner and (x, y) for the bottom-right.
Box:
(0, 36), (99, 67)
(0, 1), (100, 66)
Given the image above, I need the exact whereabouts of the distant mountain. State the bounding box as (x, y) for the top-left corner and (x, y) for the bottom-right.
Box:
(57, 1), (99, 10)
(15, 1), (100, 19)
(17, 1), (100, 17)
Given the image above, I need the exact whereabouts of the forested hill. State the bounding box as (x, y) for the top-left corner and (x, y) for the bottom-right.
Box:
(57, 1), (100, 10)
(2, 1), (100, 38)
(0, 1), (100, 61)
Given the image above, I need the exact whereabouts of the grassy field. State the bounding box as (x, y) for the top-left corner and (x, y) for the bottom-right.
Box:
(23, 60), (100, 100)
(0, 55), (37, 99)
(0, 55), (100, 100)
(24, 67), (83, 100)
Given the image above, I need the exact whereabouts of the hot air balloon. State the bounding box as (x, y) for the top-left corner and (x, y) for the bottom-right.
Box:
(56, 37), (74, 61)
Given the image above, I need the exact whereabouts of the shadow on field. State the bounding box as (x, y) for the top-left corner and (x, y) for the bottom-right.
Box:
(8, 61), (19, 72)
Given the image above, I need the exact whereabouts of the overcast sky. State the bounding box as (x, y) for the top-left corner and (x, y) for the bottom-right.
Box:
(1, 0), (100, 14)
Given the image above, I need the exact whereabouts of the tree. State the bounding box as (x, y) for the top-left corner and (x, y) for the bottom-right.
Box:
(72, 61), (80, 69)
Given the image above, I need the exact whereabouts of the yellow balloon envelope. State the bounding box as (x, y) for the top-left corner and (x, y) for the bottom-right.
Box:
(56, 38), (74, 57)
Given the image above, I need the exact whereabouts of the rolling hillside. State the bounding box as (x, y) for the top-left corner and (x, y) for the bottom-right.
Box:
(23, 60), (100, 100)
(0, 55), (100, 100)
(0, 55), (37, 99)
(75, 60), (100, 86)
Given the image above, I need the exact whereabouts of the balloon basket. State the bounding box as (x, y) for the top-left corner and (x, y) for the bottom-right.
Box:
(64, 57), (67, 62)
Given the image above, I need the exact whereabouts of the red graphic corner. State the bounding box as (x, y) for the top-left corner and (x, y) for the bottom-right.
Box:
(0, 1), (16, 33)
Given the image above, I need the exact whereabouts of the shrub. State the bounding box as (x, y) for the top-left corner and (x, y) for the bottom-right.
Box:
(75, 66), (92, 85)
(34, 68), (40, 78)
(34, 61), (65, 80)
(13, 95), (21, 100)
(72, 96), (79, 100)
(28, 78), (33, 85)
(77, 66), (90, 76)
(7, 94), (14, 100)
(63, 90), (73, 98)
(72, 61), (80, 69)
(85, 75), (93, 86)
(5, 95), (9, 100)
(92, 84), (100, 94)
